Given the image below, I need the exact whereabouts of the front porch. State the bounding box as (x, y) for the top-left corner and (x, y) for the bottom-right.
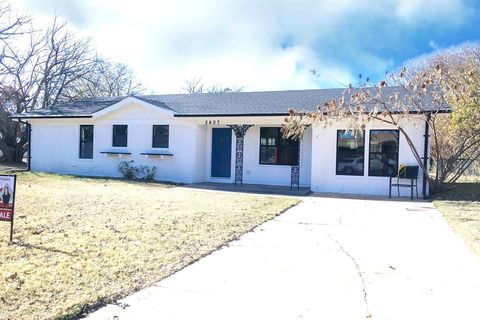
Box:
(199, 119), (312, 189)
(185, 182), (311, 196)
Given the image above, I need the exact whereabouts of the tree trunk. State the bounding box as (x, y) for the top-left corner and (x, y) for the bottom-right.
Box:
(0, 120), (27, 164)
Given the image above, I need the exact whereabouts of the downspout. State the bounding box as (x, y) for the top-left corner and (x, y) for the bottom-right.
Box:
(17, 119), (31, 171)
(422, 113), (430, 199)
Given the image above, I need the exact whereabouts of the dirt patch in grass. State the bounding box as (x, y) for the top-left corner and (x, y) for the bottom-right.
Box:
(433, 179), (480, 257)
(0, 172), (299, 319)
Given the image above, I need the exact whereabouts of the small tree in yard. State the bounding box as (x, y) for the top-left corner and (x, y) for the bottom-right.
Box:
(282, 43), (480, 192)
(426, 45), (480, 189)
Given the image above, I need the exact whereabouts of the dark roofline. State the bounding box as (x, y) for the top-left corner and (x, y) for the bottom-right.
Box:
(174, 112), (290, 117)
(13, 110), (450, 120)
(10, 115), (93, 119)
(173, 109), (451, 118)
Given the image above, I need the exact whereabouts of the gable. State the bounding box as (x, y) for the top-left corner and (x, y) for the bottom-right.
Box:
(92, 97), (175, 120)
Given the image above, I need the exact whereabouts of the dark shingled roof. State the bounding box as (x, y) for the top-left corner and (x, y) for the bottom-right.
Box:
(12, 87), (448, 119)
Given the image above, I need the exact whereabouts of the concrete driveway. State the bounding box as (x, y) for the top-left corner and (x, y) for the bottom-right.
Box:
(87, 197), (480, 320)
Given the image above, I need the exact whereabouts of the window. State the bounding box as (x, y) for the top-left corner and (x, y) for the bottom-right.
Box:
(368, 130), (399, 177)
(152, 125), (169, 148)
(79, 125), (94, 159)
(112, 125), (128, 147)
(336, 130), (364, 176)
(259, 127), (299, 165)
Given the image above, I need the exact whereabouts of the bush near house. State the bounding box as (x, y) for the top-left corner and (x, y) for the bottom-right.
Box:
(0, 171), (298, 319)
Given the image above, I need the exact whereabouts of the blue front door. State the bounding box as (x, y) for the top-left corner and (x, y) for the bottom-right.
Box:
(211, 128), (232, 178)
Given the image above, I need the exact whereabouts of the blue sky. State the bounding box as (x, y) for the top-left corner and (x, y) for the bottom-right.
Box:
(14, 0), (480, 93)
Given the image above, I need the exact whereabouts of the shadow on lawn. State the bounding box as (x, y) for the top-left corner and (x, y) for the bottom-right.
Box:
(0, 162), (28, 174)
(13, 240), (78, 257)
(433, 182), (480, 201)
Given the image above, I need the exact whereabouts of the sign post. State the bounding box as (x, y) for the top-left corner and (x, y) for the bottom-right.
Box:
(0, 175), (16, 242)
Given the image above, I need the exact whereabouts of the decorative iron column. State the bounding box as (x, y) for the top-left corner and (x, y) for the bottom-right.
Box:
(228, 125), (253, 186)
(291, 140), (300, 190)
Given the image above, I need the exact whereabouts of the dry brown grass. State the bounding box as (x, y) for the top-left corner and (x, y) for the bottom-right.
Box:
(0, 172), (298, 319)
(433, 178), (480, 257)
(435, 201), (480, 256)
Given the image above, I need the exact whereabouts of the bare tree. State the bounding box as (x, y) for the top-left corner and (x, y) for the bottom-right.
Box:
(0, 15), (148, 162)
(0, 18), (98, 112)
(0, 2), (28, 39)
(183, 76), (243, 94)
(206, 84), (243, 93)
(63, 60), (145, 99)
(283, 44), (480, 191)
(0, 2), (29, 162)
(183, 76), (205, 94)
(0, 18), (96, 162)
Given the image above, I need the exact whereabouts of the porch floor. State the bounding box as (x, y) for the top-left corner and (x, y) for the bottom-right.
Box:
(185, 182), (311, 196)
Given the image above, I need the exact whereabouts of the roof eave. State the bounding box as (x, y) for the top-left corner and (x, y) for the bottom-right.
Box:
(10, 115), (94, 119)
(174, 112), (291, 117)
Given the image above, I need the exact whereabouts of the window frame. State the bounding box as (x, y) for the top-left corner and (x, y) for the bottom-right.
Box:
(79, 125), (94, 159)
(335, 130), (365, 176)
(368, 129), (400, 177)
(259, 127), (299, 166)
(152, 125), (169, 148)
(112, 124), (128, 148)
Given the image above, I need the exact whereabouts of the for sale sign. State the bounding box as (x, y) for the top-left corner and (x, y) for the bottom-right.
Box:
(0, 209), (12, 221)
(0, 175), (16, 241)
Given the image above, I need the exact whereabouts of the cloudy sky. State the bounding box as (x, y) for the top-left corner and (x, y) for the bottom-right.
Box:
(13, 0), (480, 94)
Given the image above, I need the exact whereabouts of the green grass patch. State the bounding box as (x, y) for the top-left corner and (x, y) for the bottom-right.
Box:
(0, 172), (299, 319)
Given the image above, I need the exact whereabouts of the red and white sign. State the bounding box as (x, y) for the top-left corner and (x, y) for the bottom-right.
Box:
(0, 209), (12, 221)
(0, 175), (16, 241)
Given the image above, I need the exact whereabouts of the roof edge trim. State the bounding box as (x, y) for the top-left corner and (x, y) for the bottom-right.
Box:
(174, 113), (291, 117)
(10, 115), (94, 119)
(92, 96), (175, 119)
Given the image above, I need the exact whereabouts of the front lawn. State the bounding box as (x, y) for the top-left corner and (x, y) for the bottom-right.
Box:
(0, 171), (298, 319)
(433, 178), (480, 257)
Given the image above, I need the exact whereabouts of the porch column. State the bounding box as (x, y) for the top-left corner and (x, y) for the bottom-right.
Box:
(291, 140), (300, 190)
(228, 125), (253, 186)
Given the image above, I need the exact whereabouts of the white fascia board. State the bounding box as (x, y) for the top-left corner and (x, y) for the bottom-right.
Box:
(91, 96), (175, 119)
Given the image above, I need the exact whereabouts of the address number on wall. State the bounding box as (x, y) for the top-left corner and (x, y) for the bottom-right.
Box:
(204, 120), (221, 125)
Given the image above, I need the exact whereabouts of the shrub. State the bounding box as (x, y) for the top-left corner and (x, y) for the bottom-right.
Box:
(138, 165), (157, 181)
(118, 160), (156, 181)
(118, 160), (137, 180)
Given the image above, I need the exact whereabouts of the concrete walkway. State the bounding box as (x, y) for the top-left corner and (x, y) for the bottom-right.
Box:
(87, 197), (480, 320)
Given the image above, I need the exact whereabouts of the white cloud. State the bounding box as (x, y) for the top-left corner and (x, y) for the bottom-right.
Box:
(14, 0), (474, 94)
(394, 0), (472, 25)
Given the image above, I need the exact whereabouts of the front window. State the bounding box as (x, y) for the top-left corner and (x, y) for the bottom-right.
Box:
(112, 125), (128, 147)
(336, 130), (364, 176)
(259, 127), (299, 165)
(152, 125), (169, 148)
(79, 125), (94, 159)
(368, 130), (399, 176)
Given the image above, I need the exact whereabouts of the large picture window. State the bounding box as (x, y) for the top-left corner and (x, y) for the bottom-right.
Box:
(259, 127), (299, 165)
(152, 125), (169, 148)
(368, 130), (399, 177)
(112, 125), (128, 147)
(79, 125), (94, 159)
(336, 130), (364, 176)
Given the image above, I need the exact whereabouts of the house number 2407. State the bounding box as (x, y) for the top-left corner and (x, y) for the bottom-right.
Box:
(205, 120), (220, 125)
